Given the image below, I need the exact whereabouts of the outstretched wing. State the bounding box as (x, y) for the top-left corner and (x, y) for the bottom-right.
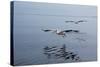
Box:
(41, 29), (52, 32)
(78, 20), (87, 22)
(63, 30), (73, 33)
(63, 30), (79, 33)
(75, 20), (87, 24)
(65, 21), (74, 23)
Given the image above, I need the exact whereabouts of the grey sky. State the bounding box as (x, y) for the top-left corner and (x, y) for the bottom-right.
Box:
(14, 1), (97, 17)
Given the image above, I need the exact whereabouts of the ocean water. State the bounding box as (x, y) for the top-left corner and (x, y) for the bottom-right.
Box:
(13, 1), (97, 65)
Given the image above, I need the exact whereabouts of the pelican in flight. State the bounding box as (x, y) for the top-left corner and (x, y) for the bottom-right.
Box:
(41, 29), (79, 37)
(65, 20), (87, 24)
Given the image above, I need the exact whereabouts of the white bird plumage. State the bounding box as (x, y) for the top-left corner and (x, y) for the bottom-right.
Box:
(42, 29), (79, 37)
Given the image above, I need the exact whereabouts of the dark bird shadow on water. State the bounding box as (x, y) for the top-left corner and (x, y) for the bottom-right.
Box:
(43, 44), (81, 62)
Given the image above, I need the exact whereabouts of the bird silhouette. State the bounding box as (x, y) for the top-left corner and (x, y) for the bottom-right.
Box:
(42, 29), (79, 37)
(65, 20), (87, 24)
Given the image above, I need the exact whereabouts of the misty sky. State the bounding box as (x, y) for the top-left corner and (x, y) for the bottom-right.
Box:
(14, 1), (97, 17)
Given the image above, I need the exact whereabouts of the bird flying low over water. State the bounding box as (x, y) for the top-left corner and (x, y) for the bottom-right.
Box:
(42, 29), (79, 33)
(41, 29), (79, 37)
(65, 20), (87, 24)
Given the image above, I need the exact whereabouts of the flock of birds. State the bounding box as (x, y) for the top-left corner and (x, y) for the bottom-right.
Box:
(41, 20), (87, 38)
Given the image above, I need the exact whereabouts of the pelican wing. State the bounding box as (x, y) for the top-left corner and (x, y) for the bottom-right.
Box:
(41, 29), (52, 32)
(65, 21), (74, 23)
(63, 30), (79, 33)
(78, 20), (87, 22)
(75, 20), (87, 24)
(63, 30), (73, 33)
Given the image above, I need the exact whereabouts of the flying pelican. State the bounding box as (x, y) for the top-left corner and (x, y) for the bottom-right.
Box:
(42, 29), (66, 37)
(65, 20), (87, 24)
(41, 29), (79, 37)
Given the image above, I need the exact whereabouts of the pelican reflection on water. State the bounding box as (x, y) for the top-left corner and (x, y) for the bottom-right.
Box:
(43, 44), (81, 61)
